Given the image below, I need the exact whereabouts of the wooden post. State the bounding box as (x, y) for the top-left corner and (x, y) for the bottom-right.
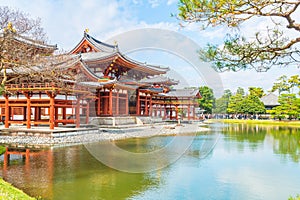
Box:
(75, 97), (80, 128)
(175, 105), (178, 120)
(109, 89), (113, 116)
(116, 89), (119, 116)
(4, 94), (9, 128)
(145, 95), (148, 116)
(187, 104), (191, 121)
(136, 89), (140, 115)
(149, 95), (152, 117)
(49, 95), (55, 129)
(26, 95), (31, 129)
(85, 100), (90, 124)
(62, 107), (66, 125)
(34, 107), (40, 126)
(97, 90), (101, 116)
(193, 105), (196, 120)
(125, 91), (128, 115)
(54, 107), (59, 127)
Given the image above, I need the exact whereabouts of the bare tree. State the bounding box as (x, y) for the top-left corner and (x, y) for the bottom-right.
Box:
(0, 6), (78, 94)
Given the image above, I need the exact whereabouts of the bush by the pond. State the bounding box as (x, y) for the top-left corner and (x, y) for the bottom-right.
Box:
(0, 178), (35, 200)
(0, 145), (6, 156)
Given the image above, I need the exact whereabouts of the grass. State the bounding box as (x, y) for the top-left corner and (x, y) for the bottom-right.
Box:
(0, 178), (36, 200)
(0, 146), (6, 156)
(208, 119), (300, 127)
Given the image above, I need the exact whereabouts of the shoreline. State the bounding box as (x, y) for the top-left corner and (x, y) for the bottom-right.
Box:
(0, 123), (210, 147)
(206, 119), (300, 127)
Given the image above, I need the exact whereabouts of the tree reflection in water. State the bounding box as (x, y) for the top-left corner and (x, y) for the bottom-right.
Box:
(221, 123), (300, 163)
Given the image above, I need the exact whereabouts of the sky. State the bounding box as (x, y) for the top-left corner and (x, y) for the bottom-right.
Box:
(1, 0), (299, 97)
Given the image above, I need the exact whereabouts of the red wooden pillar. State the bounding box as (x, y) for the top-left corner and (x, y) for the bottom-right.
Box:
(26, 95), (31, 129)
(187, 104), (191, 121)
(116, 89), (119, 116)
(75, 98), (81, 128)
(149, 95), (152, 117)
(193, 105), (196, 120)
(175, 105), (178, 120)
(49, 95), (55, 129)
(109, 89), (113, 116)
(125, 91), (128, 115)
(97, 90), (101, 116)
(85, 100), (90, 124)
(23, 107), (27, 121)
(54, 107), (59, 127)
(145, 95), (148, 116)
(4, 94), (9, 128)
(136, 89), (140, 115)
(34, 107), (40, 126)
(62, 107), (66, 125)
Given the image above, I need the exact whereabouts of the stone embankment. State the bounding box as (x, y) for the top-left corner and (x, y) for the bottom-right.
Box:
(0, 123), (210, 147)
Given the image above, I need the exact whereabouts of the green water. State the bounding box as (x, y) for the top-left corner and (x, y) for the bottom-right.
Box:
(1, 123), (300, 200)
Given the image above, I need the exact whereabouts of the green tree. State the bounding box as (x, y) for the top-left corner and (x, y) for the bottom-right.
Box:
(198, 86), (215, 113)
(288, 75), (300, 94)
(271, 75), (291, 94)
(236, 87), (245, 96)
(270, 94), (300, 120)
(271, 75), (300, 95)
(213, 89), (231, 114)
(249, 87), (264, 98)
(241, 95), (266, 115)
(178, 1), (300, 72)
(227, 93), (244, 114)
(227, 88), (265, 114)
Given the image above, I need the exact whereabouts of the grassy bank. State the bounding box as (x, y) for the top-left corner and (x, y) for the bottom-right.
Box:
(0, 178), (35, 200)
(208, 119), (300, 127)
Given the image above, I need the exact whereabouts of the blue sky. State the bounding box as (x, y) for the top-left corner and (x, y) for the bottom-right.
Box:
(1, 0), (299, 97)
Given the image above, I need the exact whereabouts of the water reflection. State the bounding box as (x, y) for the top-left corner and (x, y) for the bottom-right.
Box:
(221, 124), (300, 162)
(0, 124), (300, 200)
(0, 145), (161, 200)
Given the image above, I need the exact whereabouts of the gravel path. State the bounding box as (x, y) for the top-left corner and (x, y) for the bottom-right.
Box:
(0, 123), (210, 147)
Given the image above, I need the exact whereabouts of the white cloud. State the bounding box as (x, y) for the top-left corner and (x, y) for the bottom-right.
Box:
(167, 0), (178, 6)
(148, 0), (160, 8)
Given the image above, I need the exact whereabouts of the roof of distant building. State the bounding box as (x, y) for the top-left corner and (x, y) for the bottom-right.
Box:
(260, 93), (280, 106)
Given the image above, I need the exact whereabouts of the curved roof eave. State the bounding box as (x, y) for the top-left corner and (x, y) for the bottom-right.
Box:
(69, 32), (118, 54)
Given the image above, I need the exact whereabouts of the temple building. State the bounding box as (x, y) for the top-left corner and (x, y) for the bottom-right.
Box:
(0, 31), (201, 129)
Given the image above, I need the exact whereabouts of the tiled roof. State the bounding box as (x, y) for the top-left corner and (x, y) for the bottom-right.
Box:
(260, 93), (280, 106)
(85, 33), (117, 53)
(160, 89), (200, 97)
(140, 75), (178, 85)
(11, 33), (57, 50)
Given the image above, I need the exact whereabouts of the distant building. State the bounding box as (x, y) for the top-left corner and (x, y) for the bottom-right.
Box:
(260, 93), (280, 110)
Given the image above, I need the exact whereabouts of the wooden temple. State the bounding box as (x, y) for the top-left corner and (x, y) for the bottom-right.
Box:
(0, 31), (201, 129)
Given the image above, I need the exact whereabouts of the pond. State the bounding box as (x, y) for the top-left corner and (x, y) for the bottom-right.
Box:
(0, 123), (300, 200)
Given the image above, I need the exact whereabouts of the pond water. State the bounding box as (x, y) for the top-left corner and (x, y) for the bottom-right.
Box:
(1, 123), (300, 200)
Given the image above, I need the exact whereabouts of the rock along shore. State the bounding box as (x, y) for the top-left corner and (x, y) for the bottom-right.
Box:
(0, 123), (210, 147)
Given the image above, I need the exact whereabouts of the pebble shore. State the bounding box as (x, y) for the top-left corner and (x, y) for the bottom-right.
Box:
(0, 123), (210, 147)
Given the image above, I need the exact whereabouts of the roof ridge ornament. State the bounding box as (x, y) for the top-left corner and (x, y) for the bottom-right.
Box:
(84, 28), (89, 36)
(4, 22), (16, 33)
